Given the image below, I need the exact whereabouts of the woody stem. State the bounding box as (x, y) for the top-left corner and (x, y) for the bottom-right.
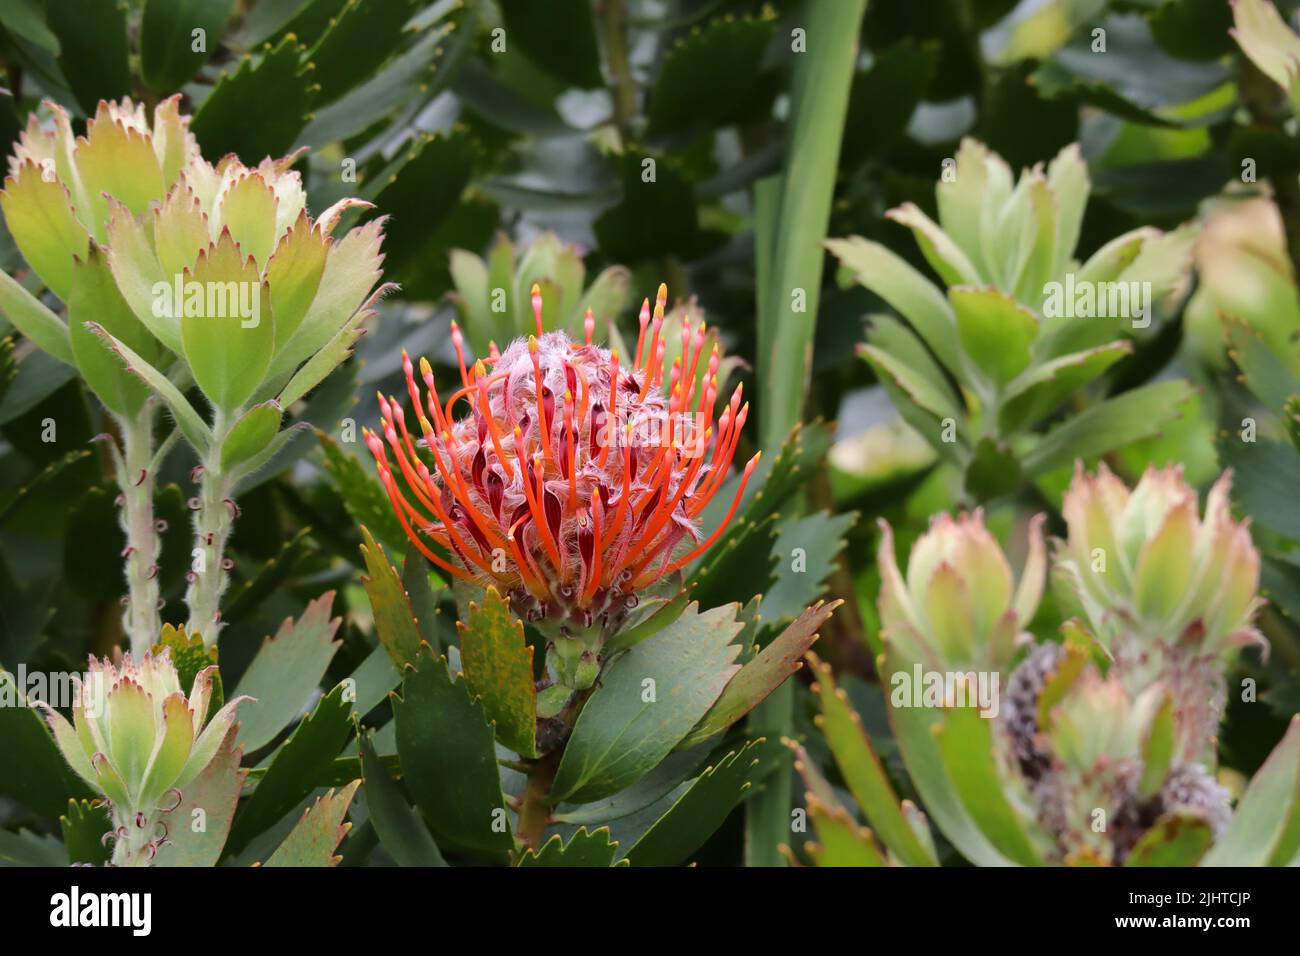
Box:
(516, 750), (560, 852)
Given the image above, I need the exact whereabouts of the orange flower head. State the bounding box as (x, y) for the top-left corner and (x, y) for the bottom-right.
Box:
(366, 283), (757, 636)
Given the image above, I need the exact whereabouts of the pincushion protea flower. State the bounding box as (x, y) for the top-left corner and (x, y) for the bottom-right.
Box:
(40, 648), (250, 866)
(367, 283), (757, 688)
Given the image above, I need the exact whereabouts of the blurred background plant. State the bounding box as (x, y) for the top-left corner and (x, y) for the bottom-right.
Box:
(0, 0), (1297, 868)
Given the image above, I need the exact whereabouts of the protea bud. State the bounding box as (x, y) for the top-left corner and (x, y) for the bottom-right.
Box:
(367, 283), (758, 690)
(876, 511), (1046, 672)
(1038, 668), (1168, 864)
(40, 649), (249, 866)
(1054, 463), (1266, 758)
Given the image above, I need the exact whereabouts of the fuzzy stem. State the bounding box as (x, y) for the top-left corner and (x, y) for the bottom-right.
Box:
(184, 432), (237, 645)
(109, 806), (159, 867)
(117, 404), (161, 656)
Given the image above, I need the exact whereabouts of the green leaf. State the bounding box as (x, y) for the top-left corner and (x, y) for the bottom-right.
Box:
(646, 13), (776, 137)
(359, 525), (424, 669)
(392, 646), (514, 855)
(1021, 379), (1195, 476)
(0, 161), (91, 303)
(190, 36), (317, 161)
(221, 401), (283, 472)
(687, 511), (778, 613)
(319, 432), (405, 554)
(756, 0), (867, 452)
(151, 624), (221, 717)
(346, 645), (403, 716)
(44, 0), (131, 115)
(359, 728), (445, 866)
(827, 235), (961, 377)
(1204, 716), (1300, 866)
(1139, 695), (1177, 799)
(363, 132), (477, 278)
(263, 780), (360, 866)
(140, 0), (238, 92)
(404, 550), (453, 647)
(0, 269), (72, 365)
(225, 684), (353, 857)
(518, 827), (621, 867)
(458, 586), (537, 758)
(1219, 437), (1300, 541)
(221, 527), (315, 625)
(499, 0), (602, 89)
(933, 702), (1044, 866)
(154, 724), (245, 867)
(886, 202), (982, 288)
(696, 420), (834, 547)
(551, 603), (743, 804)
(1125, 812), (1213, 867)
(180, 233), (274, 413)
(0, 828), (66, 866)
(807, 651), (936, 866)
(60, 799), (110, 865)
(682, 600), (840, 749)
(865, 313), (967, 432)
(623, 738), (782, 867)
(999, 341), (1131, 433)
(964, 436), (1022, 502)
(233, 592), (342, 752)
(881, 645), (1016, 866)
(296, 25), (448, 146)
(84, 323), (213, 452)
(950, 286), (1039, 385)
(759, 510), (854, 625)
(0, 670), (93, 817)
(0, 0), (59, 52)
(806, 800), (888, 867)
(593, 153), (701, 265)
(67, 244), (156, 417)
(1224, 317), (1300, 411)
(306, 0), (417, 104)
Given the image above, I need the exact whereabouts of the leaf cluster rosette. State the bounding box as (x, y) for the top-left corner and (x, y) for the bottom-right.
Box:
(2, 95), (388, 646)
(827, 138), (1198, 499)
(39, 642), (249, 866)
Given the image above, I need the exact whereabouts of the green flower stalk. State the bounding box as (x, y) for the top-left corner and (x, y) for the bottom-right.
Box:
(1053, 463), (1266, 760)
(39, 647), (250, 866)
(0, 97), (198, 654)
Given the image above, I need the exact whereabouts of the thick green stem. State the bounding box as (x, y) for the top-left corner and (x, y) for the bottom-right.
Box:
(748, 0), (868, 867)
(117, 404), (161, 657)
(184, 448), (236, 647)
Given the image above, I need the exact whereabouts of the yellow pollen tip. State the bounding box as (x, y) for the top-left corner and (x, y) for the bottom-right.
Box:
(530, 282), (541, 296)
(419, 356), (432, 376)
(528, 335), (539, 353)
